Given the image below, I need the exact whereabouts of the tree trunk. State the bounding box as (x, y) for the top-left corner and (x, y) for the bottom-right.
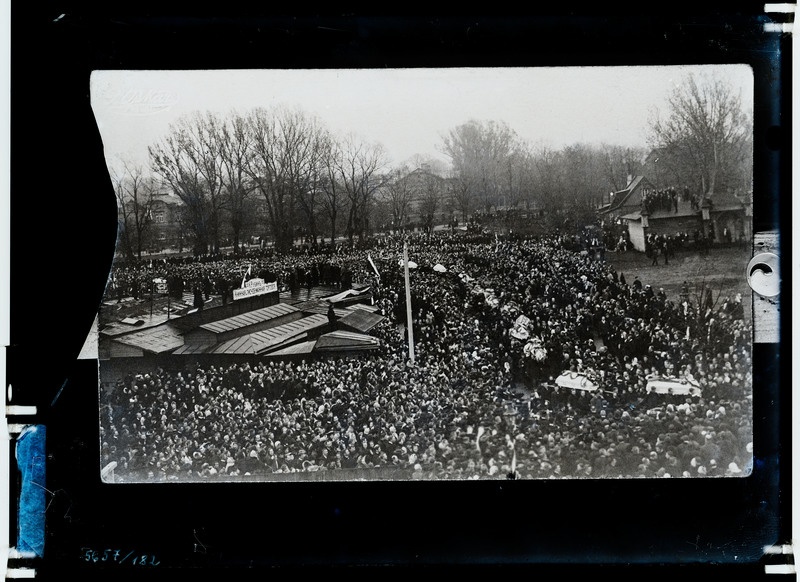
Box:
(330, 210), (337, 247)
(347, 207), (355, 246)
(232, 230), (240, 255)
(308, 216), (317, 247)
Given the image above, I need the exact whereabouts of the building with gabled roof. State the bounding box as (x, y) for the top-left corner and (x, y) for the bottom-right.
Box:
(181, 303), (301, 346)
(173, 313), (330, 357)
(598, 175), (752, 252)
(597, 176), (654, 223)
(98, 283), (387, 384)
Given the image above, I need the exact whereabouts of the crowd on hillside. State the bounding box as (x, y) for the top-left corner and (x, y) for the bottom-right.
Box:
(100, 231), (753, 482)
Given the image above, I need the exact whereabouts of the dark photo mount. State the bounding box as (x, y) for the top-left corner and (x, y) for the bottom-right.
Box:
(5, 5), (791, 580)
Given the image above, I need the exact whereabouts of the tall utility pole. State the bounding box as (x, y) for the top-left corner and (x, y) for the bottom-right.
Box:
(149, 260), (154, 318)
(403, 241), (415, 363)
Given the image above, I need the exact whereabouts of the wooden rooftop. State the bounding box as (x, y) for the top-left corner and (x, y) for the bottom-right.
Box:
(199, 303), (299, 334)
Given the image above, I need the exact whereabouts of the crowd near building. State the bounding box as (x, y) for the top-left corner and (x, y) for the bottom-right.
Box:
(598, 176), (752, 254)
(98, 228), (752, 483)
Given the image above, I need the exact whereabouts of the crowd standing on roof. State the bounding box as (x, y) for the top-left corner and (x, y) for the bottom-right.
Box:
(100, 230), (753, 482)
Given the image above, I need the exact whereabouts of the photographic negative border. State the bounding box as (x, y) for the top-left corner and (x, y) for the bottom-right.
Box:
(4, 7), (792, 579)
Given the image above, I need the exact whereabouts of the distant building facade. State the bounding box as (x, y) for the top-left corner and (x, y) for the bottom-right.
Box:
(380, 165), (457, 232)
(147, 191), (185, 252)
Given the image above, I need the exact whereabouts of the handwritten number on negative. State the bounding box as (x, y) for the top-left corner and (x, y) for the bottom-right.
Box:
(80, 547), (160, 566)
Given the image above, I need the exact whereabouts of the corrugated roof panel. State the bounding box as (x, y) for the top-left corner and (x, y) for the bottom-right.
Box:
(264, 340), (318, 357)
(292, 299), (322, 310)
(172, 342), (215, 355)
(337, 310), (384, 333)
(200, 303), (298, 334)
(173, 312), (330, 356)
(115, 325), (185, 354)
(315, 331), (380, 351)
(286, 313), (328, 332)
(325, 330), (374, 341)
(211, 335), (257, 355)
(250, 313), (329, 353)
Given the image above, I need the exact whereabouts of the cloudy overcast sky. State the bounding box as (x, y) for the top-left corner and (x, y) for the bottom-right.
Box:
(90, 64), (754, 175)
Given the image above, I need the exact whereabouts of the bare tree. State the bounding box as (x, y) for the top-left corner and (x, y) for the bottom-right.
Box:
(384, 165), (414, 233)
(190, 111), (228, 253)
(562, 143), (608, 212)
(149, 113), (226, 256)
(244, 106), (327, 252)
(320, 137), (345, 247)
(513, 146), (540, 213)
(295, 124), (332, 248)
(530, 144), (565, 218)
(503, 148), (530, 211)
(448, 170), (476, 226)
(112, 160), (156, 260)
(600, 143), (647, 194)
(527, 142), (624, 230)
(441, 119), (520, 215)
(648, 72), (752, 197)
(417, 170), (445, 234)
(218, 111), (255, 255)
(332, 134), (389, 246)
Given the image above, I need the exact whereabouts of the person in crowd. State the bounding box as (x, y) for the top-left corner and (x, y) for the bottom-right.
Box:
(100, 231), (753, 482)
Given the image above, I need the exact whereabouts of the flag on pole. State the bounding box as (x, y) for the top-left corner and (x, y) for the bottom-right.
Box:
(241, 264), (252, 288)
(367, 254), (380, 280)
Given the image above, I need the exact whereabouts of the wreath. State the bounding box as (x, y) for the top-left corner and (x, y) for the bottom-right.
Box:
(523, 336), (547, 362)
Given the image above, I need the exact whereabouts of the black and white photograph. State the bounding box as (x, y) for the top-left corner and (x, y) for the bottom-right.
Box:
(90, 65), (756, 484)
(6, 7), (794, 578)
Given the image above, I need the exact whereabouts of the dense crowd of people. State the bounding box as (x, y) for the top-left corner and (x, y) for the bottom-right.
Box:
(99, 230), (753, 482)
(106, 246), (364, 306)
(640, 185), (697, 214)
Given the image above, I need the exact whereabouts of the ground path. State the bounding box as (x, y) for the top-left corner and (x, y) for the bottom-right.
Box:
(604, 244), (753, 325)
